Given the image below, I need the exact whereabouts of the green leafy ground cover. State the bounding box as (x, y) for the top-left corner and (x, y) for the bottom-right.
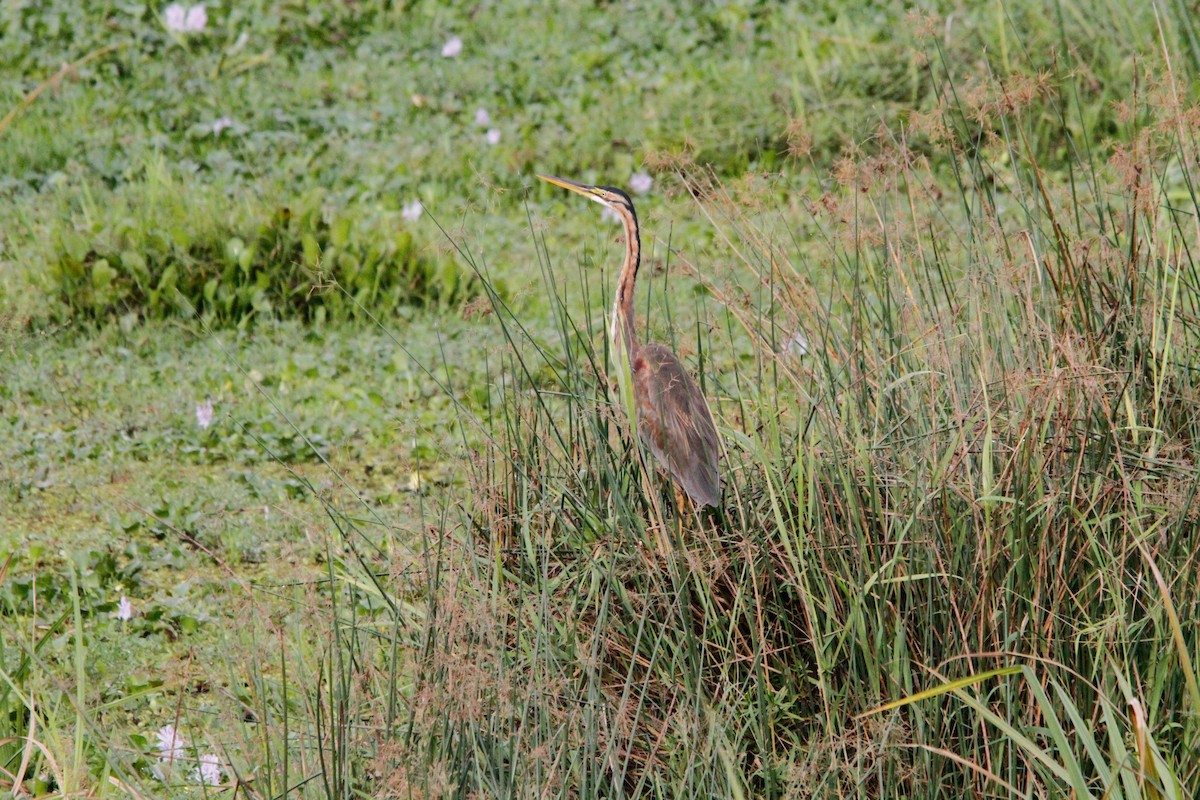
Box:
(2, 1), (1199, 797)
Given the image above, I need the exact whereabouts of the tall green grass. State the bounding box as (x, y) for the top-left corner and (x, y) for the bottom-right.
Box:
(342, 34), (1200, 800)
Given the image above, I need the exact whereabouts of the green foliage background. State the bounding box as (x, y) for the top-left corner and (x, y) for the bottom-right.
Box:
(2, 1), (1199, 798)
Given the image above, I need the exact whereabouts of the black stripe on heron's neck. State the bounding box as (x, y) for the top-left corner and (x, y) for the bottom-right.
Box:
(613, 198), (641, 354)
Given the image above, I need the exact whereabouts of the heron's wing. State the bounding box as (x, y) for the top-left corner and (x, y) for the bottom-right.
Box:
(633, 344), (722, 506)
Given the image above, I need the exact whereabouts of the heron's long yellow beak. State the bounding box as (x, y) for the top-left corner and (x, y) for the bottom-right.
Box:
(538, 174), (601, 200)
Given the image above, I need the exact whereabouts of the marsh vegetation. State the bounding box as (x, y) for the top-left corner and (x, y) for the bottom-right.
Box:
(2, 1), (1198, 797)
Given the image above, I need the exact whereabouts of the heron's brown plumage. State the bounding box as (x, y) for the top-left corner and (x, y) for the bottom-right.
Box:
(537, 174), (722, 507)
(633, 344), (721, 506)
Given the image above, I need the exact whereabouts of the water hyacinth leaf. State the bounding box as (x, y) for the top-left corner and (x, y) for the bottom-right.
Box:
(157, 264), (178, 295)
(91, 258), (116, 290)
(223, 236), (246, 267)
(238, 242), (256, 274)
(120, 250), (150, 286)
(394, 230), (413, 257)
(301, 232), (321, 267)
(330, 215), (352, 248)
(60, 230), (88, 264)
(252, 291), (271, 314)
(168, 223), (192, 250)
(337, 251), (360, 285)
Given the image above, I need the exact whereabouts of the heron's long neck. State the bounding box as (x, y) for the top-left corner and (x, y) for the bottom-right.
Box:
(611, 208), (640, 359)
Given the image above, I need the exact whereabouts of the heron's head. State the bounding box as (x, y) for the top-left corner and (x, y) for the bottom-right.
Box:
(538, 174), (635, 220)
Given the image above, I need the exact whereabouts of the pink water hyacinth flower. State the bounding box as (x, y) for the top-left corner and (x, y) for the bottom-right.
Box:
(164, 3), (207, 33)
(164, 4), (185, 31)
(194, 753), (223, 786)
(116, 595), (133, 621)
(150, 724), (189, 782)
(630, 171), (653, 194)
(212, 116), (234, 136)
(151, 724), (187, 780)
(196, 398), (214, 429)
(485, 128), (501, 146)
(474, 108), (491, 126)
(402, 201), (423, 222)
(156, 725), (186, 759)
(441, 36), (463, 57)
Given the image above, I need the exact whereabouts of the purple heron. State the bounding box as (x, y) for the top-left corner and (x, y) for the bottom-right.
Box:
(538, 174), (721, 507)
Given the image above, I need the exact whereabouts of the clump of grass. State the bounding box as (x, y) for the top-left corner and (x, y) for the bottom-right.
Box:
(361, 33), (1200, 800)
(15, 157), (477, 326)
